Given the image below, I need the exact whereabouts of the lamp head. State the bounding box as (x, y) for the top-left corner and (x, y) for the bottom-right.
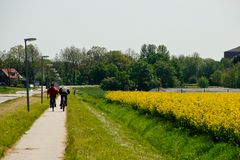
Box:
(24, 38), (37, 42)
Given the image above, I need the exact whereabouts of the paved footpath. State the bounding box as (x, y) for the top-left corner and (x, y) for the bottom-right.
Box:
(2, 96), (66, 160)
(0, 88), (43, 104)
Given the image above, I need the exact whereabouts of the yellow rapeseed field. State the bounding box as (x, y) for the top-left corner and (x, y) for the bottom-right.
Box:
(106, 91), (240, 134)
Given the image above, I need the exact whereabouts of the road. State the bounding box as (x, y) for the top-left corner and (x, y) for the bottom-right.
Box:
(0, 88), (44, 103)
(150, 87), (240, 92)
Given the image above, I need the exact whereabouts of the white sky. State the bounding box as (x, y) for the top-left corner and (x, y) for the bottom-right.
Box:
(0, 0), (239, 60)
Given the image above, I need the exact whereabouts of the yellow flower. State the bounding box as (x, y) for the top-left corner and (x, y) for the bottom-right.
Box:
(106, 91), (240, 134)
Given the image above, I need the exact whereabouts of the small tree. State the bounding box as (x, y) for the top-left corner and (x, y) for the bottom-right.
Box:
(197, 76), (209, 88)
(210, 70), (222, 86)
(100, 77), (119, 91)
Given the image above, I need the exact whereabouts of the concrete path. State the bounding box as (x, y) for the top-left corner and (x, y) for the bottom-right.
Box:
(0, 88), (44, 103)
(2, 96), (66, 160)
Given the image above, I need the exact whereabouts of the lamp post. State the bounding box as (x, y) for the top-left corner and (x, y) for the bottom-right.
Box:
(41, 55), (49, 104)
(24, 38), (37, 112)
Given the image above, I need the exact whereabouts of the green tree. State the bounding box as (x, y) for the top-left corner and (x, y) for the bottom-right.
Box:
(115, 71), (134, 90)
(210, 70), (222, 86)
(130, 60), (159, 90)
(87, 46), (107, 62)
(100, 71), (134, 91)
(221, 64), (240, 88)
(199, 58), (218, 79)
(106, 64), (119, 77)
(102, 51), (133, 71)
(218, 58), (232, 70)
(178, 53), (203, 83)
(171, 55), (184, 85)
(154, 60), (177, 88)
(3, 45), (25, 75)
(90, 62), (108, 84)
(100, 77), (119, 91)
(140, 44), (170, 64)
(197, 76), (209, 88)
(58, 46), (83, 85)
(27, 44), (41, 84)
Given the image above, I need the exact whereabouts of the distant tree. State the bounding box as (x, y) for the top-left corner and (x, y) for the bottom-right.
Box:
(179, 53), (203, 83)
(197, 76), (209, 88)
(218, 58), (232, 70)
(115, 71), (134, 90)
(102, 50), (133, 71)
(157, 45), (170, 61)
(130, 60), (159, 90)
(125, 48), (139, 60)
(87, 46), (107, 62)
(221, 63), (240, 88)
(171, 55), (184, 85)
(100, 71), (134, 91)
(3, 45), (25, 74)
(188, 76), (197, 84)
(27, 44), (41, 84)
(199, 58), (218, 79)
(140, 44), (170, 64)
(100, 77), (119, 91)
(210, 70), (222, 86)
(221, 72), (234, 88)
(59, 46), (83, 84)
(154, 60), (177, 88)
(106, 64), (119, 77)
(89, 62), (108, 84)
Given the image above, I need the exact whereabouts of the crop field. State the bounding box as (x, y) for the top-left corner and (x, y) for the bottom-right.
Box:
(106, 91), (240, 144)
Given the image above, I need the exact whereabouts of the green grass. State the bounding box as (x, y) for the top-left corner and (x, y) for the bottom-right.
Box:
(74, 86), (105, 98)
(77, 87), (240, 160)
(0, 86), (24, 94)
(65, 94), (136, 159)
(0, 98), (49, 158)
(65, 91), (164, 159)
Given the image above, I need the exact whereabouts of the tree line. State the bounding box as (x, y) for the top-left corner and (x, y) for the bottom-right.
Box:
(0, 44), (240, 90)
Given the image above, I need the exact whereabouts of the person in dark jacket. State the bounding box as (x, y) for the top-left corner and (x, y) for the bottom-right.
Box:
(59, 87), (70, 109)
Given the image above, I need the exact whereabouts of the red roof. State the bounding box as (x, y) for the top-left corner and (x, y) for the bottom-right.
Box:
(1, 68), (23, 79)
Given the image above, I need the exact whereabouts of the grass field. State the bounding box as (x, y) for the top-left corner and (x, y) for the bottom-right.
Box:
(0, 94), (49, 158)
(65, 90), (163, 159)
(0, 86), (24, 94)
(70, 87), (240, 160)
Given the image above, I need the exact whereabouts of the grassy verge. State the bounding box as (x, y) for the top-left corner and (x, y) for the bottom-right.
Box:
(77, 87), (240, 160)
(65, 91), (164, 159)
(0, 86), (24, 94)
(0, 96), (49, 158)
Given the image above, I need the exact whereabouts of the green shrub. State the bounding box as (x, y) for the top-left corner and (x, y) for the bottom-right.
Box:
(197, 76), (209, 88)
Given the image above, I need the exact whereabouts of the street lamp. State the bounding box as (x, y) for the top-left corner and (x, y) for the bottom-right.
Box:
(24, 38), (37, 112)
(41, 55), (49, 104)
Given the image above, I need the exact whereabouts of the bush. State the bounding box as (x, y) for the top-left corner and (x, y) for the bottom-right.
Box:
(197, 76), (209, 88)
(100, 77), (119, 90)
(188, 76), (197, 84)
(100, 71), (135, 91)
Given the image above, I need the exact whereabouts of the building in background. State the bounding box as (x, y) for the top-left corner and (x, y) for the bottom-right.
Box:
(0, 68), (24, 86)
(224, 46), (240, 59)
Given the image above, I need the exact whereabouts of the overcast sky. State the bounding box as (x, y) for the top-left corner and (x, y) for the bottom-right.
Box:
(0, 0), (239, 60)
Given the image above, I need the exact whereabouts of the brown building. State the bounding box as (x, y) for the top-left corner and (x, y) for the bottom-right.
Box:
(224, 46), (240, 59)
(0, 68), (24, 86)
